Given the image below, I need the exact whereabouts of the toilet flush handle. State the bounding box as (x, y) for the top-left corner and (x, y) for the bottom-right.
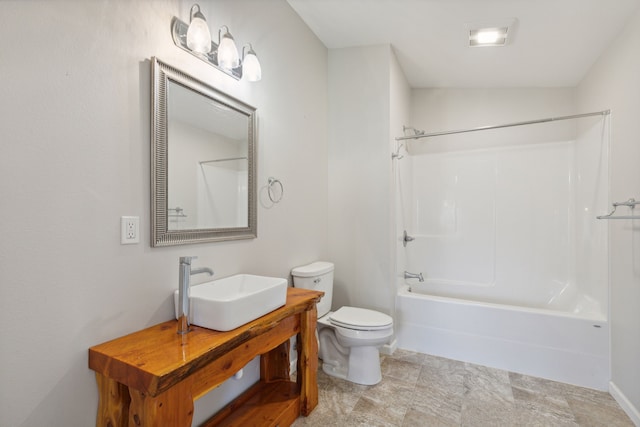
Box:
(314, 278), (321, 284)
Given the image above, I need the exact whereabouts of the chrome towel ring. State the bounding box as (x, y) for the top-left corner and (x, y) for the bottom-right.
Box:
(267, 177), (284, 203)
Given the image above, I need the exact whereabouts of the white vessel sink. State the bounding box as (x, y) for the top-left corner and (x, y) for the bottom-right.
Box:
(174, 274), (287, 331)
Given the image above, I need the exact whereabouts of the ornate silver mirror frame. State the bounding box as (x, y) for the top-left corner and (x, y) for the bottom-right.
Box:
(151, 57), (257, 247)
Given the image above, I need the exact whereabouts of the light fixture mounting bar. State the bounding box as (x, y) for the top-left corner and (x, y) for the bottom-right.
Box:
(171, 17), (242, 80)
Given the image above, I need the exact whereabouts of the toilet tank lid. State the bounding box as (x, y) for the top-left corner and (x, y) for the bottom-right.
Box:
(291, 261), (334, 277)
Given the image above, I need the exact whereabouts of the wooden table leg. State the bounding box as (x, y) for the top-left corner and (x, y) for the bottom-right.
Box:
(95, 373), (130, 427)
(297, 306), (318, 416)
(128, 379), (194, 427)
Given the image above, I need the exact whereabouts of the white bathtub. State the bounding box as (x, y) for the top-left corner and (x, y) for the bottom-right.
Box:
(396, 284), (609, 390)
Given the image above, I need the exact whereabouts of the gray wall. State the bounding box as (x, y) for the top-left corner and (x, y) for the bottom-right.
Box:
(578, 7), (640, 424)
(0, 1), (328, 426)
(327, 45), (410, 316)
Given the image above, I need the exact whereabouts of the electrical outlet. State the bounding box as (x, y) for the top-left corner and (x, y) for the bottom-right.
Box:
(121, 216), (140, 244)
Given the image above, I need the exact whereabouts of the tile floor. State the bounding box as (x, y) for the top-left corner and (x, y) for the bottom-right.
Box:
(293, 350), (634, 427)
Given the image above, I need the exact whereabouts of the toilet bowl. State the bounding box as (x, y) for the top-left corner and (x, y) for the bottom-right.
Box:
(318, 306), (393, 385)
(291, 262), (393, 385)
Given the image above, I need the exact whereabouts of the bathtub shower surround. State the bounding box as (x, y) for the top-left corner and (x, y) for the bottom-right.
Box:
(395, 114), (610, 390)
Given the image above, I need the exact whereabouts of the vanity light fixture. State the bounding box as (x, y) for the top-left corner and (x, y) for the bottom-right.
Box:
(171, 4), (262, 81)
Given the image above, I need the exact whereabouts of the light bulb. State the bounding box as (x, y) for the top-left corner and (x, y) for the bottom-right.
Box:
(186, 5), (211, 54)
(477, 30), (500, 44)
(218, 29), (239, 70)
(242, 49), (262, 82)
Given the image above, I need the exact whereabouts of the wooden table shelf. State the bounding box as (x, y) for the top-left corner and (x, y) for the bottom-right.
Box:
(203, 381), (300, 427)
(89, 287), (323, 427)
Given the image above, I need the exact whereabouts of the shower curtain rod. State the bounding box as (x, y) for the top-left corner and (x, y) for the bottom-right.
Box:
(396, 109), (611, 141)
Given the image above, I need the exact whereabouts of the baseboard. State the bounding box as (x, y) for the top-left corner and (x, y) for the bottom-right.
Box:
(381, 338), (398, 355)
(610, 381), (640, 426)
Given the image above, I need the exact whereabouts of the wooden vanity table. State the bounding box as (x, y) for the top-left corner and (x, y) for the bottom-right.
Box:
(89, 288), (323, 427)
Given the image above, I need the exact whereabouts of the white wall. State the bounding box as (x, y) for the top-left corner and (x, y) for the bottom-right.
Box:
(390, 49), (412, 321)
(409, 88), (577, 154)
(327, 45), (410, 315)
(0, 1), (328, 426)
(577, 7), (640, 424)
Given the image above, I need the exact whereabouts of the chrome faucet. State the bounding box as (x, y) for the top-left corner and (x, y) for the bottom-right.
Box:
(404, 271), (424, 282)
(177, 256), (214, 334)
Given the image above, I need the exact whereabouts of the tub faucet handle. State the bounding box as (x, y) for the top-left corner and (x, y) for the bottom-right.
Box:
(403, 230), (415, 247)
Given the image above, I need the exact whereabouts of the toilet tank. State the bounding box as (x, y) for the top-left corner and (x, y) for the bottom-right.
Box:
(291, 261), (334, 318)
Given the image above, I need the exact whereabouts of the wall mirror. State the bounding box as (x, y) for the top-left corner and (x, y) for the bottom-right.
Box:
(151, 57), (257, 246)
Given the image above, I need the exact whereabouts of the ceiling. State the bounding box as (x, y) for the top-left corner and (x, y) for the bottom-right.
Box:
(287, 0), (640, 88)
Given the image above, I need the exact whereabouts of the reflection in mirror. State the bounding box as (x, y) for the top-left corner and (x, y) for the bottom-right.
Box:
(151, 57), (257, 246)
(167, 81), (249, 230)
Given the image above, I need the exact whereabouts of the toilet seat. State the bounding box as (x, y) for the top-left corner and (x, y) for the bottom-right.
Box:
(329, 306), (393, 331)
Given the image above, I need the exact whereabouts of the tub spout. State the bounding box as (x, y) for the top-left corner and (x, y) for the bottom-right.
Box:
(404, 271), (424, 282)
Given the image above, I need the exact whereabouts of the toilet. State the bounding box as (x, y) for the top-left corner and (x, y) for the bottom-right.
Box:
(291, 261), (393, 385)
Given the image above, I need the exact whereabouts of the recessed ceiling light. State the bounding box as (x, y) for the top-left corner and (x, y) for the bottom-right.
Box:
(466, 19), (516, 47)
(469, 27), (508, 47)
